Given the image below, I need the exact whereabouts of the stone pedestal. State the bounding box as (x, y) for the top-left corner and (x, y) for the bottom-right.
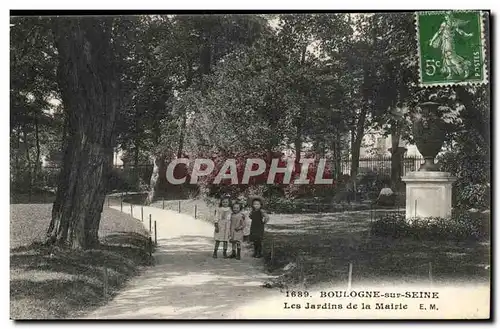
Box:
(401, 171), (457, 219)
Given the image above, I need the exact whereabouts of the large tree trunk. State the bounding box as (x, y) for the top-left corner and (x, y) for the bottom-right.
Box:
(46, 18), (119, 250)
(349, 107), (367, 202)
(14, 128), (21, 184)
(177, 62), (194, 158)
(22, 130), (32, 195)
(133, 106), (141, 188)
(294, 118), (302, 167)
(349, 107), (367, 179)
(331, 127), (342, 181)
(133, 143), (140, 188)
(177, 114), (187, 159)
(146, 154), (167, 204)
(389, 127), (404, 190)
(34, 111), (41, 185)
(294, 45), (307, 169)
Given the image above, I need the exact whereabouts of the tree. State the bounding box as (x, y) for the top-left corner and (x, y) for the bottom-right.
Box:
(46, 17), (120, 249)
(368, 13), (418, 188)
(10, 17), (60, 192)
(140, 14), (269, 203)
(317, 14), (374, 183)
(336, 13), (420, 188)
(183, 14), (356, 189)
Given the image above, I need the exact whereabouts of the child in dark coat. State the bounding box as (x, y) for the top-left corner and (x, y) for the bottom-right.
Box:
(249, 197), (269, 258)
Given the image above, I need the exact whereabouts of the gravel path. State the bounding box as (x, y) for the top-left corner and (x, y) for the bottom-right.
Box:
(84, 204), (276, 319)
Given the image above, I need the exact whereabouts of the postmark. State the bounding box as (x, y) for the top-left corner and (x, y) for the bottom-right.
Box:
(416, 10), (487, 87)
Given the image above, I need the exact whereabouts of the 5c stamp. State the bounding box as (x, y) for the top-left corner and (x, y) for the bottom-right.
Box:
(416, 10), (488, 87)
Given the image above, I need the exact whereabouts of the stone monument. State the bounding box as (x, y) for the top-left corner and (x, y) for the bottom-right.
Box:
(401, 101), (457, 219)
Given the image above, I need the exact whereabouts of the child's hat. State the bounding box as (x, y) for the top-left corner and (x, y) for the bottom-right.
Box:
(249, 195), (265, 206)
(221, 193), (232, 199)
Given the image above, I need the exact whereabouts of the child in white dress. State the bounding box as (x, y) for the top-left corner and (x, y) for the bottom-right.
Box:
(228, 202), (246, 260)
(213, 196), (231, 258)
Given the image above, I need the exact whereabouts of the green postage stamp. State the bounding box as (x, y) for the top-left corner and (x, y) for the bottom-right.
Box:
(416, 11), (487, 87)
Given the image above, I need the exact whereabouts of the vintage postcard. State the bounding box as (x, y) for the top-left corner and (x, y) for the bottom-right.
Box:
(10, 10), (491, 320)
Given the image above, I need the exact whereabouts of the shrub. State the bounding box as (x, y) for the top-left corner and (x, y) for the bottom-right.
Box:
(138, 177), (150, 192)
(357, 169), (390, 191)
(370, 210), (490, 242)
(438, 149), (490, 211)
(283, 183), (337, 200)
(370, 213), (408, 238)
(266, 197), (301, 214)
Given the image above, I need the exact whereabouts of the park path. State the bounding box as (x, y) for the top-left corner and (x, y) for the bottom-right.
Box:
(84, 204), (276, 319)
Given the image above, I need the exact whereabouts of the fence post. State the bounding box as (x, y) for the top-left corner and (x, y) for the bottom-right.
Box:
(178, 200), (181, 213)
(141, 206), (144, 222)
(154, 221), (157, 246)
(149, 214), (152, 233)
(296, 254), (302, 284)
(120, 198), (123, 212)
(162, 197), (165, 209)
(149, 236), (153, 257)
(107, 196), (110, 208)
(130, 203), (133, 217)
(300, 261), (304, 287)
(195, 205), (197, 219)
(103, 267), (109, 297)
(347, 262), (353, 290)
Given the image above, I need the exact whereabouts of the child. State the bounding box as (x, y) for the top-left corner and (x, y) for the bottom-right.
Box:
(228, 202), (246, 260)
(213, 195), (232, 258)
(237, 195), (251, 243)
(249, 197), (269, 258)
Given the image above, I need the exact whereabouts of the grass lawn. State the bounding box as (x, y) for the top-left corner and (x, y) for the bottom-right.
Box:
(10, 190), (56, 205)
(262, 210), (490, 287)
(10, 204), (153, 319)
